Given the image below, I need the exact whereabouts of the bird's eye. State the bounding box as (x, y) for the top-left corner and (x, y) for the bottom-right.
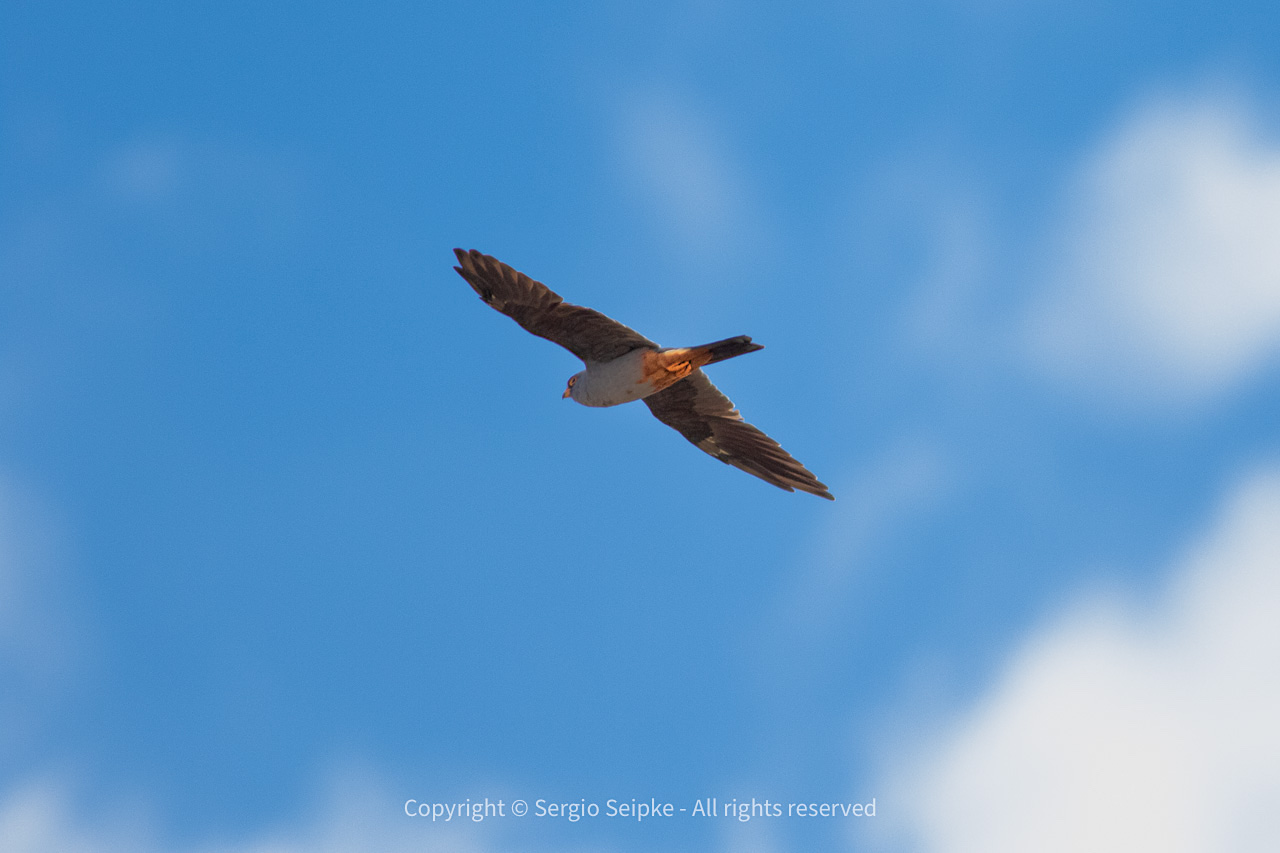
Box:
(568, 377), (576, 386)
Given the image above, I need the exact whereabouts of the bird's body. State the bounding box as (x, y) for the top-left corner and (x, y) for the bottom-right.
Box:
(568, 337), (763, 407)
(452, 249), (834, 500)
(568, 348), (656, 407)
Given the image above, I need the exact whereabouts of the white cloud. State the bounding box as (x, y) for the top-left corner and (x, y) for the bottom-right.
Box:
(0, 771), (500, 853)
(780, 438), (950, 640)
(901, 195), (992, 356)
(1029, 90), (1280, 406)
(884, 467), (1280, 852)
(0, 475), (82, 758)
(0, 478), (63, 661)
(97, 135), (309, 242)
(0, 132), (312, 419)
(617, 90), (773, 271)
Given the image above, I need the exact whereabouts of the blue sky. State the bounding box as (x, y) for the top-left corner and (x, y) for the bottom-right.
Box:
(3, 2), (1280, 851)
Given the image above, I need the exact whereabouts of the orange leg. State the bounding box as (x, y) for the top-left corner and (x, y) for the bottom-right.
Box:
(664, 360), (692, 378)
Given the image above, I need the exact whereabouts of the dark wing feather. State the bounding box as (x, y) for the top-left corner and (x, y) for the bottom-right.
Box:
(453, 249), (657, 363)
(644, 370), (834, 500)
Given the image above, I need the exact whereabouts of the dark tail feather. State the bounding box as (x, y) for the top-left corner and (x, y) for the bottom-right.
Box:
(699, 335), (764, 366)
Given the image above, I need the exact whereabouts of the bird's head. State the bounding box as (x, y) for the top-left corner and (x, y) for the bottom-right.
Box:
(562, 372), (582, 400)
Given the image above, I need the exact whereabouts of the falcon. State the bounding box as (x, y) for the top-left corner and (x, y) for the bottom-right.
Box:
(452, 249), (834, 500)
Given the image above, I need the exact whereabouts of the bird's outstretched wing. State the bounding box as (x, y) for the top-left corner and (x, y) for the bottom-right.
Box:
(453, 249), (657, 364)
(644, 370), (834, 500)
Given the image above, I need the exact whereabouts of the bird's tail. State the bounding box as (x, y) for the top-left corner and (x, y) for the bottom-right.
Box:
(654, 336), (763, 380)
(691, 335), (764, 366)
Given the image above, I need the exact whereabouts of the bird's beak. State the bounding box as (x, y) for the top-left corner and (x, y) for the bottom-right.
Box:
(562, 387), (572, 399)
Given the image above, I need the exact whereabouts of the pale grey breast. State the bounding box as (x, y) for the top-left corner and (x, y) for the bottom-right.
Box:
(571, 350), (657, 407)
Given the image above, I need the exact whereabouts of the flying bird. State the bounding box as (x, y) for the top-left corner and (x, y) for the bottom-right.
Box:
(452, 249), (834, 500)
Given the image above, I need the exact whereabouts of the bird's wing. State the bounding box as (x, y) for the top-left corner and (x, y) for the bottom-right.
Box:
(643, 370), (834, 500)
(453, 249), (658, 363)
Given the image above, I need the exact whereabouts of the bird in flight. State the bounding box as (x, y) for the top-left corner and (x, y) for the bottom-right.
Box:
(452, 249), (833, 500)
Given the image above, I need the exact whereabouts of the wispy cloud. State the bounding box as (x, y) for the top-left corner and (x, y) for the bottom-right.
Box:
(616, 89), (774, 274)
(880, 465), (1280, 851)
(748, 437), (952, 698)
(1027, 89), (1280, 407)
(0, 475), (83, 760)
(781, 438), (950, 641)
(0, 770), (499, 853)
(96, 134), (310, 243)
